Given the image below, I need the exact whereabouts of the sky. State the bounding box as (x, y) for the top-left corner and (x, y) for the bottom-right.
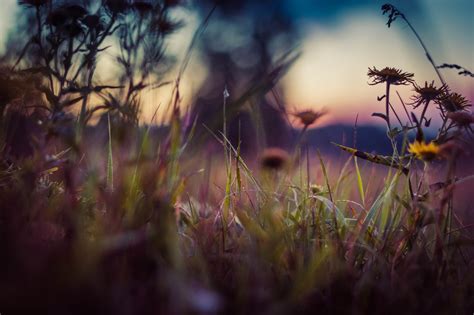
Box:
(281, 0), (474, 126)
(0, 0), (472, 127)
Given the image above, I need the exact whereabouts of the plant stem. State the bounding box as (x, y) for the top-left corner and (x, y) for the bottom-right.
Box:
(400, 14), (446, 87)
(419, 100), (430, 126)
(385, 82), (391, 131)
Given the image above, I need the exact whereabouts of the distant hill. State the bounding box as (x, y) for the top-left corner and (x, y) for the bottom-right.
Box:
(303, 124), (393, 155)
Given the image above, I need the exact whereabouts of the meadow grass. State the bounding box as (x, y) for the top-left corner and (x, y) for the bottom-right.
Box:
(0, 2), (473, 314)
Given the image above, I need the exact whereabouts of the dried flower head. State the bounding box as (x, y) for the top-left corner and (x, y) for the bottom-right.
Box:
(381, 4), (404, 28)
(260, 148), (290, 170)
(408, 140), (440, 161)
(409, 81), (448, 108)
(292, 109), (326, 127)
(367, 67), (414, 86)
(435, 92), (471, 113)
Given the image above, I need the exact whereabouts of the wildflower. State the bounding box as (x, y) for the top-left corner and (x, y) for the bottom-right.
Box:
(293, 109), (326, 128)
(435, 92), (471, 113)
(367, 67), (414, 86)
(409, 81), (447, 108)
(446, 111), (474, 127)
(260, 148), (290, 170)
(408, 140), (440, 161)
(409, 81), (448, 126)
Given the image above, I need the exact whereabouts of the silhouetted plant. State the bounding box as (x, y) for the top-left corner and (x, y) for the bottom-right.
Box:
(10, 0), (181, 127)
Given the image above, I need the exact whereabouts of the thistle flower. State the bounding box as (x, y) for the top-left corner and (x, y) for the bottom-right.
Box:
(260, 148), (290, 170)
(367, 67), (414, 86)
(435, 92), (471, 113)
(409, 81), (447, 108)
(408, 140), (440, 161)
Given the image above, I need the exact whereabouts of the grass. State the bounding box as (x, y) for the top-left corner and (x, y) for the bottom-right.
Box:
(0, 2), (473, 315)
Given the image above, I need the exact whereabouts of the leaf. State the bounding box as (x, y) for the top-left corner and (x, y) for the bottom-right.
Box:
(332, 143), (409, 175)
(372, 112), (388, 122)
(354, 157), (365, 206)
(424, 118), (431, 127)
(312, 195), (347, 225)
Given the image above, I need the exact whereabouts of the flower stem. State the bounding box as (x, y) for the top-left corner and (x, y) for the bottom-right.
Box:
(385, 82), (391, 130)
(419, 100), (430, 126)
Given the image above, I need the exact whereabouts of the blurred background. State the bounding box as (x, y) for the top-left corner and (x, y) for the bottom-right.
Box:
(0, 0), (473, 151)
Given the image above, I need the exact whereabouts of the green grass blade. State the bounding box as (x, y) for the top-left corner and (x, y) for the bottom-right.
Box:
(354, 156), (365, 206)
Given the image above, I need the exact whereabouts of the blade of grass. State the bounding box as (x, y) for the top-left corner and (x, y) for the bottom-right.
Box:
(354, 156), (366, 207)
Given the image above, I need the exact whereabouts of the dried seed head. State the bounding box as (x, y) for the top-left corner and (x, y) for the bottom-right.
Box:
(260, 148), (290, 170)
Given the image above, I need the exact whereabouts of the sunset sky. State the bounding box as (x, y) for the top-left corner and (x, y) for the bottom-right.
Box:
(0, 0), (472, 127)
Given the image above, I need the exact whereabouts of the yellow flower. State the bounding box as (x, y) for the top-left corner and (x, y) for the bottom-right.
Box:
(408, 140), (440, 161)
